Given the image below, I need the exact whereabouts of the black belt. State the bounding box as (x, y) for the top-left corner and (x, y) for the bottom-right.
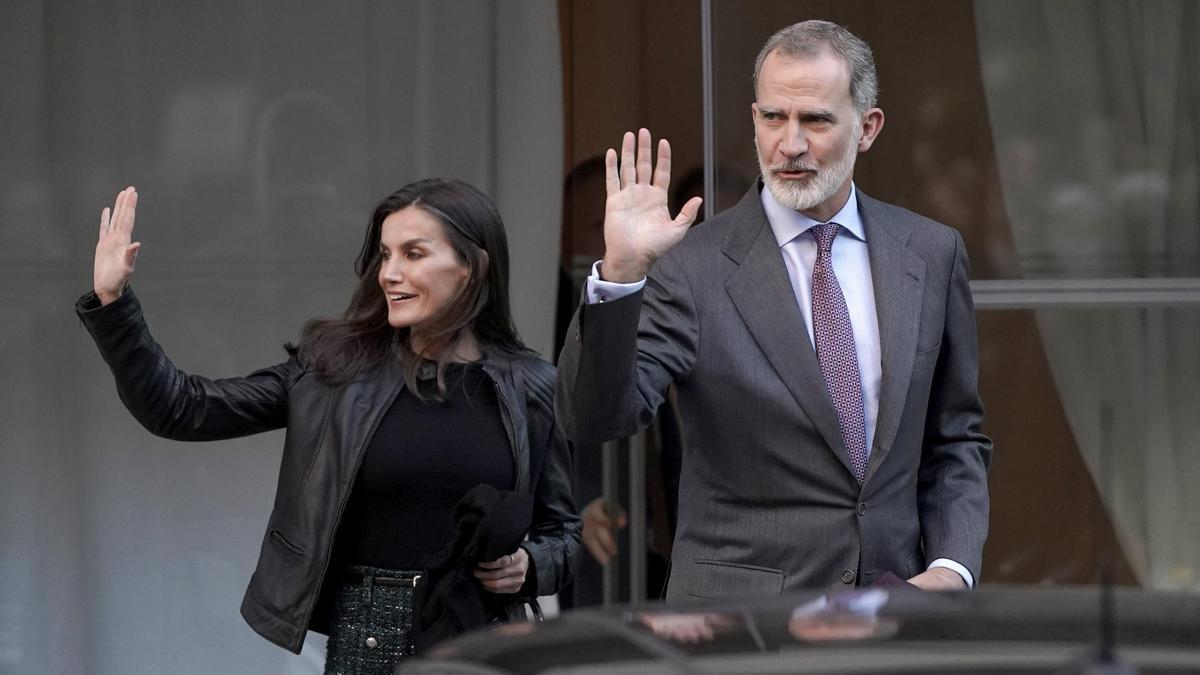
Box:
(343, 569), (423, 588)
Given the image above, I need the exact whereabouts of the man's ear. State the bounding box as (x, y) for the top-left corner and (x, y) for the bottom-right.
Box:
(857, 107), (885, 152)
(751, 102), (760, 124)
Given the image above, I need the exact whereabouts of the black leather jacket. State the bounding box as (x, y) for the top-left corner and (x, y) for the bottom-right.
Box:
(76, 289), (580, 654)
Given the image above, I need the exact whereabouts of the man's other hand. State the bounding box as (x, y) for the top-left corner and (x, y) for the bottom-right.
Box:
(907, 566), (968, 590)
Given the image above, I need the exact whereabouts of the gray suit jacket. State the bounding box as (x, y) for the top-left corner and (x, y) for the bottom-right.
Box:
(556, 184), (991, 600)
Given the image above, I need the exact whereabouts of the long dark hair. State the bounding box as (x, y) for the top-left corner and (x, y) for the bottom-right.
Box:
(290, 178), (530, 395)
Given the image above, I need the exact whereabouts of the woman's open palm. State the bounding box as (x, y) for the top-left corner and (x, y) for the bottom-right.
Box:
(94, 187), (141, 305)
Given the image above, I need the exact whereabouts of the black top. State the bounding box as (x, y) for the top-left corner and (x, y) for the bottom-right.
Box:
(333, 361), (514, 571)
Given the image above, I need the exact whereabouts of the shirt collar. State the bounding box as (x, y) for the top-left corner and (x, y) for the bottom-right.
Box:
(761, 182), (866, 248)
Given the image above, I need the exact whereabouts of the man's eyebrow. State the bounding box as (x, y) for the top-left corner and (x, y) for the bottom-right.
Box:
(757, 106), (838, 123)
(800, 110), (836, 123)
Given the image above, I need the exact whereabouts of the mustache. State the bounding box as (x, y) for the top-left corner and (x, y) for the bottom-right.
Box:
(770, 159), (818, 173)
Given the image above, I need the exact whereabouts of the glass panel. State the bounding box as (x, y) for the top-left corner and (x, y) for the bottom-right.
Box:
(981, 307), (1200, 589)
(973, 0), (1200, 279)
(709, 1), (1200, 591)
(709, 0), (1200, 280)
(558, 0), (705, 292)
(3, 1), (564, 671)
(557, 0), (704, 607)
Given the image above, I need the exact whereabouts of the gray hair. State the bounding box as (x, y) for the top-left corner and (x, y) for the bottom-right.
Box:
(752, 20), (878, 114)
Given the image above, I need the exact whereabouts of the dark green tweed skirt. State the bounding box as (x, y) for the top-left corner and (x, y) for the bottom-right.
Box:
(324, 566), (422, 675)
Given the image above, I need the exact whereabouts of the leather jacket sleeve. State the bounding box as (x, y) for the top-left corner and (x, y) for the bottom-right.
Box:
(517, 360), (582, 598)
(76, 288), (301, 441)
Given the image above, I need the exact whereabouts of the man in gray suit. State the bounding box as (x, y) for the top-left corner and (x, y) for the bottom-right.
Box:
(556, 20), (991, 596)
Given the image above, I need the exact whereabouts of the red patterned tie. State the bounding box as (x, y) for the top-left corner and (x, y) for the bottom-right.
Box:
(810, 223), (868, 483)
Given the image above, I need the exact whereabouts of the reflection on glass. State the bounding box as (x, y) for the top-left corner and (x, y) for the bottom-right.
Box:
(788, 589), (899, 642)
(980, 307), (1199, 590)
(975, 1), (1200, 279)
(637, 611), (734, 644)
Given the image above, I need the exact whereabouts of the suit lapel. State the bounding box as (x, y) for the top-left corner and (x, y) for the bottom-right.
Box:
(722, 187), (855, 477)
(858, 193), (925, 484)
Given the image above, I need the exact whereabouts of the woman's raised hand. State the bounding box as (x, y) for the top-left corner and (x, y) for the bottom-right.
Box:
(94, 187), (142, 306)
(599, 129), (702, 283)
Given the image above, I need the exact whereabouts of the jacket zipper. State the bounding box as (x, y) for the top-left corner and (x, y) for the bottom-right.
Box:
(299, 374), (405, 641)
(492, 377), (523, 493)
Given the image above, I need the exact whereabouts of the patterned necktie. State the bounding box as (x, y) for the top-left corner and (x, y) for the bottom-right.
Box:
(810, 223), (868, 483)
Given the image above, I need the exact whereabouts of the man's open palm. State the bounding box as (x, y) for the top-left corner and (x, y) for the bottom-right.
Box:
(600, 129), (702, 283)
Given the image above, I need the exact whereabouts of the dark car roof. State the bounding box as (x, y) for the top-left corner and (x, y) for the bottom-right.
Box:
(400, 586), (1200, 674)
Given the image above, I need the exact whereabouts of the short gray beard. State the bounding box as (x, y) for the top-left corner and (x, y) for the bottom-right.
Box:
(756, 133), (859, 213)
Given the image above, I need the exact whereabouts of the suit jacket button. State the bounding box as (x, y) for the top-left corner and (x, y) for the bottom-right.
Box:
(841, 569), (856, 584)
(857, 502), (867, 516)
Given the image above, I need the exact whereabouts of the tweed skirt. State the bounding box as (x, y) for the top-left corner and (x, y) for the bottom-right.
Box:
(324, 566), (422, 675)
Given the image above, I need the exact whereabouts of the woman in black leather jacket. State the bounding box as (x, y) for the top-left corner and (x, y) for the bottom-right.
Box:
(78, 179), (580, 673)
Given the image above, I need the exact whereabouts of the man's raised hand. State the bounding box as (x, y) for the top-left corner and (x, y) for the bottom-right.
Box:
(599, 129), (702, 283)
(94, 187), (141, 306)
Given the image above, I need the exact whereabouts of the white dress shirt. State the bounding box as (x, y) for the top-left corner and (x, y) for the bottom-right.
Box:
(763, 184), (881, 460)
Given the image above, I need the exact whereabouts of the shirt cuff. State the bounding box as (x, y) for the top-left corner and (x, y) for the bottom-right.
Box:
(584, 260), (645, 304)
(928, 558), (973, 588)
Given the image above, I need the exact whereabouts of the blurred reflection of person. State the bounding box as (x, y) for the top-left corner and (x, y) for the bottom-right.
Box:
(636, 589), (898, 646)
(78, 180), (580, 673)
(556, 156), (678, 604)
(557, 20), (991, 599)
(252, 91), (357, 265)
(573, 164), (753, 597)
(556, 156), (608, 357)
(787, 588), (897, 642)
(638, 611), (733, 644)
